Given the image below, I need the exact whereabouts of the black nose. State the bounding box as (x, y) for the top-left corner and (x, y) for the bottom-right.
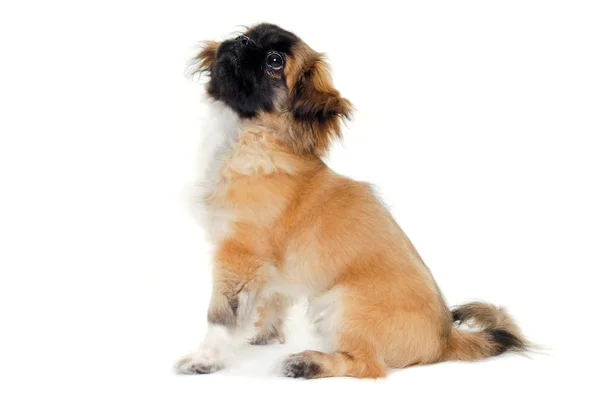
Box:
(235, 35), (253, 47)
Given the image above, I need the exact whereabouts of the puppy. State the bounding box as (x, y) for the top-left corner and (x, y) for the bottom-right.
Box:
(175, 23), (526, 379)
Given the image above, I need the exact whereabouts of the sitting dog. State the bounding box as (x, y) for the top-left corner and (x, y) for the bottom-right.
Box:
(175, 23), (526, 379)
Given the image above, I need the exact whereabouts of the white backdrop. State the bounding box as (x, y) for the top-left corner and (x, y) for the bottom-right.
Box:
(1, 1), (599, 398)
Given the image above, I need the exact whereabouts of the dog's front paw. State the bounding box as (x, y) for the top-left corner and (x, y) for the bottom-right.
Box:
(249, 329), (285, 346)
(174, 347), (224, 375)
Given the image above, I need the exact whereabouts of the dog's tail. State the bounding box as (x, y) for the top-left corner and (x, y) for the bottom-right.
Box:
(442, 302), (527, 361)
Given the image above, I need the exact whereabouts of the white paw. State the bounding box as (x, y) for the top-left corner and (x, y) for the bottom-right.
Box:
(174, 347), (224, 375)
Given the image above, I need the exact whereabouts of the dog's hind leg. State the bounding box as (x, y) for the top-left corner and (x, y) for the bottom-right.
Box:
(281, 287), (387, 379)
(282, 347), (386, 379)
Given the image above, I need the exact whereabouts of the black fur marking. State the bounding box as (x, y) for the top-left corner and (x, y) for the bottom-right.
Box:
(451, 308), (463, 322)
(206, 23), (299, 118)
(284, 360), (322, 378)
(248, 23), (298, 55)
(228, 297), (239, 317)
(487, 328), (524, 355)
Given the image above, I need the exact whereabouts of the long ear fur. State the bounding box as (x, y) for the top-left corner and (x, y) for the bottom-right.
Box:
(289, 55), (352, 155)
(187, 41), (220, 77)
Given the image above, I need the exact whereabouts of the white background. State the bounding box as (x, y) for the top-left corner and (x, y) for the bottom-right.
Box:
(1, 1), (599, 398)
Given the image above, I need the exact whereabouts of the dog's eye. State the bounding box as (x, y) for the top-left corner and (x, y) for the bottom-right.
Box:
(266, 52), (284, 70)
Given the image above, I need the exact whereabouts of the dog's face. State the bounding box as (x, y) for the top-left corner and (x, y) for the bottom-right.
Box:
(204, 24), (298, 118)
(194, 23), (352, 155)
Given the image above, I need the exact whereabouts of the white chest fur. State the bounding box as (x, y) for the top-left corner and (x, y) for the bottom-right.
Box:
(186, 101), (286, 244)
(186, 102), (240, 244)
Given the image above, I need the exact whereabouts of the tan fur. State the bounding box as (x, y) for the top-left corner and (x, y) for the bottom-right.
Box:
(444, 302), (526, 361)
(202, 125), (454, 376)
(185, 25), (526, 379)
(283, 44), (353, 156)
(251, 293), (289, 345)
(195, 41), (220, 73)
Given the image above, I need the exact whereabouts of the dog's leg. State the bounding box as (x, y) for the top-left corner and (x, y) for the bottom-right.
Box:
(249, 293), (289, 345)
(175, 240), (264, 374)
(281, 287), (387, 379)
(282, 349), (386, 379)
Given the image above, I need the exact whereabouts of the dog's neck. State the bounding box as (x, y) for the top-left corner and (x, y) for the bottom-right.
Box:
(188, 100), (327, 242)
(197, 102), (322, 187)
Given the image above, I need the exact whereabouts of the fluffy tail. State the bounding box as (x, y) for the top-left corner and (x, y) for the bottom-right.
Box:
(442, 302), (527, 361)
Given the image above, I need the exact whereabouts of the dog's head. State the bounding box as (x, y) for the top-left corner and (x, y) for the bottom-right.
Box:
(193, 23), (352, 155)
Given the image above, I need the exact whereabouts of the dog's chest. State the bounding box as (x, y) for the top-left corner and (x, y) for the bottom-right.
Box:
(196, 124), (286, 245)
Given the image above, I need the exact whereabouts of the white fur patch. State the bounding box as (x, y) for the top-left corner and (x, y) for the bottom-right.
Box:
(306, 287), (344, 350)
(178, 100), (336, 376)
(185, 101), (240, 243)
(175, 324), (239, 374)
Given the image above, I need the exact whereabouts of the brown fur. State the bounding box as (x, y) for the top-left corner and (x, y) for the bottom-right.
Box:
(197, 39), (352, 156)
(189, 25), (526, 379)
(195, 41), (220, 73)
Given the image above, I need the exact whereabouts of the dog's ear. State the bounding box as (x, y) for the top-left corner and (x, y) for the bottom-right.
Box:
(289, 56), (352, 155)
(189, 41), (220, 75)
